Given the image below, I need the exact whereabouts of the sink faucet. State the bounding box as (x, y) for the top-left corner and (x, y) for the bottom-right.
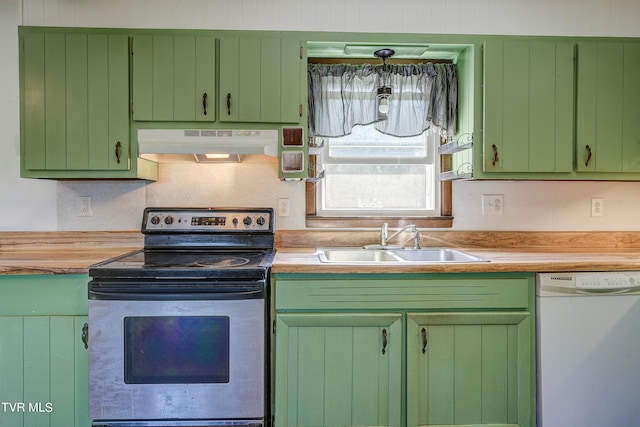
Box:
(380, 222), (421, 249)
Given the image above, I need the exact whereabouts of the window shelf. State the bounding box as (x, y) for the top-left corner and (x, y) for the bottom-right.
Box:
(438, 133), (473, 155)
(439, 170), (473, 181)
(439, 161), (473, 181)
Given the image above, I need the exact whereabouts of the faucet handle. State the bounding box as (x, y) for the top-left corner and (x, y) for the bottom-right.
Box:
(381, 222), (388, 245)
(412, 226), (421, 249)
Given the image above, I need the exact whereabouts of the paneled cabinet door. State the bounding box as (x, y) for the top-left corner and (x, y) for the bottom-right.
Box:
(274, 313), (402, 427)
(575, 42), (640, 173)
(483, 40), (574, 173)
(0, 316), (89, 427)
(219, 37), (302, 123)
(406, 312), (532, 427)
(22, 33), (129, 172)
(132, 35), (216, 121)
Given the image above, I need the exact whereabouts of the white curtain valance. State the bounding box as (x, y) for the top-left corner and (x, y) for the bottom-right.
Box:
(308, 63), (457, 138)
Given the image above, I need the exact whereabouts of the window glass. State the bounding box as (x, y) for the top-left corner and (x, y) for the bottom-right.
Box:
(317, 124), (439, 217)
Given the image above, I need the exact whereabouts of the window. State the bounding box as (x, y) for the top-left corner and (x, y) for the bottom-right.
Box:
(315, 124), (440, 217)
(305, 61), (455, 229)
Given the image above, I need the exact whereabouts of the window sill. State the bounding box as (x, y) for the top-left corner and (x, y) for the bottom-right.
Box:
(305, 216), (453, 229)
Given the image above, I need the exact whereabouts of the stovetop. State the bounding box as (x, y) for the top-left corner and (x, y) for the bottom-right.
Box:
(89, 249), (275, 280)
(89, 207), (276, 282)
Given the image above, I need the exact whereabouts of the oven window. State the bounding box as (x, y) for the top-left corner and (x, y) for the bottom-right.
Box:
(124, 316), (230, 384)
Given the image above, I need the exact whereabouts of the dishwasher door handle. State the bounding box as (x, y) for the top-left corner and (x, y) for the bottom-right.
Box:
(576, 286), (640, 295)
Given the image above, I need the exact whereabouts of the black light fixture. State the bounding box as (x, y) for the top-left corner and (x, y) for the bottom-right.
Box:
(374, 48), (395, 117)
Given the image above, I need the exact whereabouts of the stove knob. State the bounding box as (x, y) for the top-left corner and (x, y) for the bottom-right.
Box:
(150, 215), (161, 225)
(243, 216), (252, 226)
(256, 216), (266, 226)
(164, 216), (174, 225)
(232, 217), (239, 227)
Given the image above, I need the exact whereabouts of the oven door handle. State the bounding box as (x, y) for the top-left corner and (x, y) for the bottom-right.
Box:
(89, 288), (265, 301)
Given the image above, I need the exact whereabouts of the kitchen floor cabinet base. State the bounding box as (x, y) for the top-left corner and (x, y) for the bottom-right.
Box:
(407, 312), (531, 427)
(275, 313), (402, 427)
(0, 274), (90, 427)
(273, 273), (536, 427)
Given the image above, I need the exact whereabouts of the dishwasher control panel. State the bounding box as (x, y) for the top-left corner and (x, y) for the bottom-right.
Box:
(575, 271), (640, 290)
(537, 271), (640, 295)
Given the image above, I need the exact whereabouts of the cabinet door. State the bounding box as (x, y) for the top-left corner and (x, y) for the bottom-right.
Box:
(406, 312), (532, 427)
(483, 40), (574, 173)
(22, 32), (129, 172)
(274, 313), (402, 427)
(0, 316), (89, 427)
(132, 35), (216, 121)
(576, 41), (640, 172)
(219, 37), (301, 123)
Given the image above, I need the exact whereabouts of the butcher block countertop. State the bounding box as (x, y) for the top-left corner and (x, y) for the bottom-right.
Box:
(0, 231), (143, 275)
(273, 230), (640, 274)
(3, 230), (640, 275)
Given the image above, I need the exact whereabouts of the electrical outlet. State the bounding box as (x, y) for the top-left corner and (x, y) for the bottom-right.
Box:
(78, 196), (93, 217)
(591, 197), (604, 217)
(482, 194), (504, 216)
(277, 198), (290, 217)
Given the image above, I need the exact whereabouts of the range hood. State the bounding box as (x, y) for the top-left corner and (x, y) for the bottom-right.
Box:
(137, 129), (279, 159)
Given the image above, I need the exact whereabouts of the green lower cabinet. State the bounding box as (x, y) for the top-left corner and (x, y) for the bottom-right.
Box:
(274, 313), (403, 427)
(0, 316), (89, 427)
(406, 312), (531, 427)
(273, 274), (536, 427)
(0, 275), (90, 427)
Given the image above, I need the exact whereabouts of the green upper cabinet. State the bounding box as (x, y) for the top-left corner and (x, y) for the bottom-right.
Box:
(20, 31), (139, 178)
(575, 41), (640, 173)
(483, 39), (575, 173)
(132, 34), (216, 121)
(219, 36), (302, 123)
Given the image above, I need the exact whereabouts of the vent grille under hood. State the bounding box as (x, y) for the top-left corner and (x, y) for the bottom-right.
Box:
(137, 129), (279, 157)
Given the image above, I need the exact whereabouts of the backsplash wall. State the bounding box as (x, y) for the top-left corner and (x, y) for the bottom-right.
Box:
(4, 0), (640, 231)
(56, 158), (306, 230)
(56, 163), (640, 231)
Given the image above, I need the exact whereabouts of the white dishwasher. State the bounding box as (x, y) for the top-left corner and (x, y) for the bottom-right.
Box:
(536, 272), (640, 427)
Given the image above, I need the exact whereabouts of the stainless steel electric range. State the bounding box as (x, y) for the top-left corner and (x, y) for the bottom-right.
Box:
(87, 207), (275, 427)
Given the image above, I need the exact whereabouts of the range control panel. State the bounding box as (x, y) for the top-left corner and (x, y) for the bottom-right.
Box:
(142, 208), (273, 232)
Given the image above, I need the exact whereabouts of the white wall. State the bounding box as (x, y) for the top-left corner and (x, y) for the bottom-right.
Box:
(0, 0), (57, 231)
(3, 0), (640, 231)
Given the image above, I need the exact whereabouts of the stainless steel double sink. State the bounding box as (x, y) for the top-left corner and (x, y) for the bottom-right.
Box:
(317, 247), (487, 264)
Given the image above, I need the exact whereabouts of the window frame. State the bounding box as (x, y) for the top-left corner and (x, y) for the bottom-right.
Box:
(305, 57), (453, 229)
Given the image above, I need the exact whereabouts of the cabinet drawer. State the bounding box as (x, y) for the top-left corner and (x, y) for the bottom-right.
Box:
(275, 277), (530, 311)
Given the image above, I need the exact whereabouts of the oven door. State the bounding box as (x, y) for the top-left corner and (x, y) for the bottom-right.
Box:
(88, 296), (264, 423)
